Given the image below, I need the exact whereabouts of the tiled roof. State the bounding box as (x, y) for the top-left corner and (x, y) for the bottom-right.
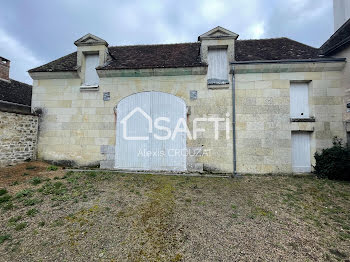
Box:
(29, 37), (323, 72)
(321, 18), (350, 55)
(0, 78), (32, 106)
(235, 38), (320, 61)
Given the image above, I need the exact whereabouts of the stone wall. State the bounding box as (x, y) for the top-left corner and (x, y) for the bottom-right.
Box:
(32, 74), (234, 173)
(0, 110), (38, 166)
(31, 64), (347, 174)
(235, 71), (346, 173)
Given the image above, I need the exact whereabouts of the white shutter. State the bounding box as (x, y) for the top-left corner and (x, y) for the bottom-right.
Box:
(290, 82), (309, 118)
(208, 49), (228, 81)
(84, 54), (99, 86)
(292, 132), (311, 172)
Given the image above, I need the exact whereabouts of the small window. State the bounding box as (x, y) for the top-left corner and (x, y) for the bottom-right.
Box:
(84, 54), (99, 86)
(207, 48), (228, 84)
(290, 82), (309, 118)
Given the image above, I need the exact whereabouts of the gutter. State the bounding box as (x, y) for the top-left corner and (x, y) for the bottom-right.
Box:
(231, 66), (237, 177)
(231, 57), (346, 65)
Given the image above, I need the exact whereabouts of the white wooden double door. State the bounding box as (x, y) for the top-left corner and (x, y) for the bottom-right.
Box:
(115, 92), (186, 171)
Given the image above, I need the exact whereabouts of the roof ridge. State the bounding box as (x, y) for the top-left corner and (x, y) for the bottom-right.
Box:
(321, 17), (350, 49)
(109, 42), (200, 48)
(237, 37), (318, 50)
(237, 37), (287, 41)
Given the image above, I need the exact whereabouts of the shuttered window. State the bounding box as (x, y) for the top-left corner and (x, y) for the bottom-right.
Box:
(84, 54), (99, 86)
(207, 48), (228, 83)
(290, 82), (309, 118)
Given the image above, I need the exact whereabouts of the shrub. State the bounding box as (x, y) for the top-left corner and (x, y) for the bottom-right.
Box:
(314, 137), (350, 181)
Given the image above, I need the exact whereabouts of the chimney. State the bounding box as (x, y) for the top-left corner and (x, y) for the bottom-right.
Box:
(0, 56), (10, 81)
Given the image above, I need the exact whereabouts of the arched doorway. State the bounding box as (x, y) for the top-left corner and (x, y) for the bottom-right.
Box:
(115, 91), (186, 171)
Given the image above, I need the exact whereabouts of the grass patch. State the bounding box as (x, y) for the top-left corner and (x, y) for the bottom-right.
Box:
(47, 165), (58, 171)
(0, 188), (8, 196)
(3, 202), (15, 211)
(27, 208), (39, 217)
(15, 189), (34, 199)
(0, 194), (12, 204)
(23, 198), (42, 206)
(0, 234), (11, 244)
(15, 222), (27, 231)
(10, 181), (19, 186)
(30, 177), (43, 185)
(9, 216), (22, 224)
(38, 181), (67, 196)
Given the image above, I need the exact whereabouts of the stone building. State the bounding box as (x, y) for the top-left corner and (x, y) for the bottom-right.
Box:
(29, 26), (348, 174)
(0, 56), (38, 167)
(321, 17), (350, 144)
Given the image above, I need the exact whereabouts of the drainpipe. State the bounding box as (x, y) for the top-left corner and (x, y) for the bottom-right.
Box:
(231, 66), (237, 177)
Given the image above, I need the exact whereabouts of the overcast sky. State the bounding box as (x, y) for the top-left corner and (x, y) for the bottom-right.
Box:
(0, 0), (334, 84)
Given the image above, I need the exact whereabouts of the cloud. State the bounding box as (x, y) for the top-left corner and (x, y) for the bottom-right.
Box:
(0, 0), (335, 83)
(0, 28), (43, 84)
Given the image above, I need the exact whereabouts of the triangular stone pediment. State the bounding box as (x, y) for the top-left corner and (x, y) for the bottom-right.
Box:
(74, 33), (108, 47)
(199, 26), (239, 41)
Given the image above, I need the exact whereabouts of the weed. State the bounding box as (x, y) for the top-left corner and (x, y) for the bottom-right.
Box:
(15, 222), (28, 231)
(27, 208), (39, 217)
(86, 171), (97, 178)
(232, 213), (238, 218)
(231, 204), (237, 209)
(47, 165), (58, 171)
(38, 221), (45, 227)
(185, 198), (192, 203)
(23, 198), (42, 206)
(51, 219), (64, 227)
(53, 176), (60, 180)
(26, 165), (36, 170)
(39, 181), (67, 196)
(329, 248), (347, 258)
(15, 189), (34, 199)
(22, 173), (29, 176)
(0, 188), (8, 196)
(3, 202), (14, 211)
(0, 234), (11, 244)
(0, 194), (11, 203)
(10, 181), (19, 186)
(30, 177), (43, 185)
(9, 216), (22, 224)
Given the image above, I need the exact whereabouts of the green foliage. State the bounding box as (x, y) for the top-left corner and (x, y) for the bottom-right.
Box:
(314, 137), (350, 181)
(3, 202), (14, 211)
(26, 165), (36, 170)
(15, 189), (34, 199)
(27, 208), (39, 217)
(30, 177), (43, 185)
(39, 181), (67, 196)
(15, 222), (27, 231)
(47, 165), (58, 171)
(23, 198), (42, 206)
(9, 216), (22, 223)
(0, 188), (8, 196)
(10, 181), (19, 186)
(0, 234), (11, 244)
(0, 194), (11, 204)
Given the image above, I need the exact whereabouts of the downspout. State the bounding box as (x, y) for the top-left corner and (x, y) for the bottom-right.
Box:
(231, 66), (237, 177)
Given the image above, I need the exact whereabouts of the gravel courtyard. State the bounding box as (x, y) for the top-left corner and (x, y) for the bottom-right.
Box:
(0, 162), (349, 261)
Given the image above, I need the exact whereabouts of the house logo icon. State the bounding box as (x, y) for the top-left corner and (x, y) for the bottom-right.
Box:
(120, 107), (153, 140)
